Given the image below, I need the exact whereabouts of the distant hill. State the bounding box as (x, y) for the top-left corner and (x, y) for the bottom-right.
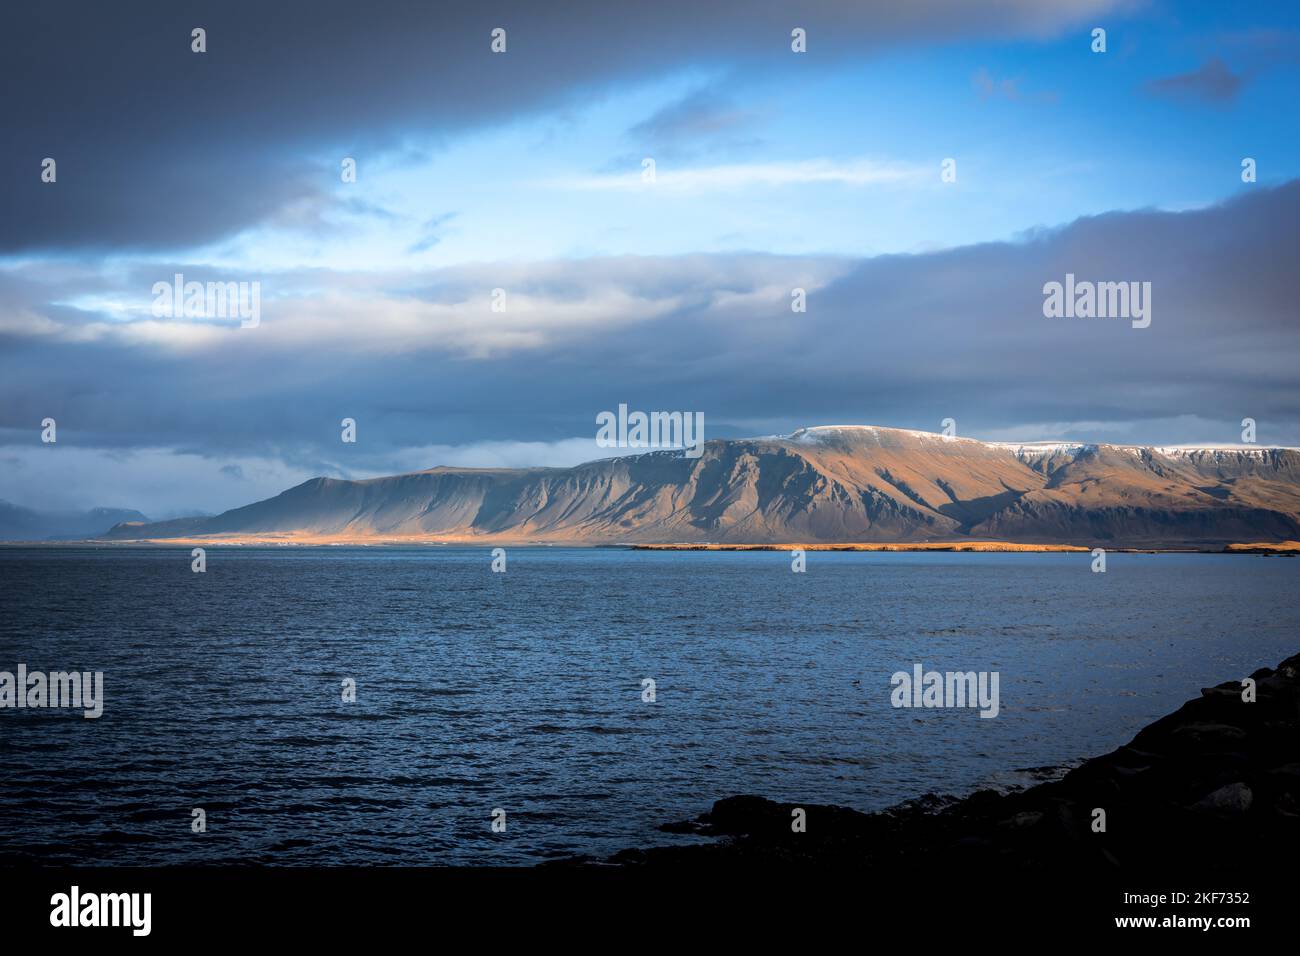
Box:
(91, 426), (1300, 547)
(0, 501), (149, 541)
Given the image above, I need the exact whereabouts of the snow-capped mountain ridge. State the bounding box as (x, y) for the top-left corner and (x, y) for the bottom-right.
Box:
(96, 425), (1300, 547)
(778, 425), (1295, 456)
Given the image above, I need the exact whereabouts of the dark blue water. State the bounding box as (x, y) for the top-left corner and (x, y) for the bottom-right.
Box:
(1, 547), (1296, 865)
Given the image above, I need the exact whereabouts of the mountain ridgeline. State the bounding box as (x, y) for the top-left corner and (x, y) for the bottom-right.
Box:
(101, 427), (1300, 547)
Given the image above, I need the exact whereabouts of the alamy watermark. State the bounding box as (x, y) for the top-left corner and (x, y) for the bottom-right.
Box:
(1043, 273), (1150, 329)
(50, 886), (150, 936)
(890, 663), (1000, 718)
(1, 665), (103, 718)
(152, 273), (260, 328)
(596, 404), (705, 459)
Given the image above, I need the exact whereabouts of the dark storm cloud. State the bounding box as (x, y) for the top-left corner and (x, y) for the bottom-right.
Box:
(1, 0), (1123, 253)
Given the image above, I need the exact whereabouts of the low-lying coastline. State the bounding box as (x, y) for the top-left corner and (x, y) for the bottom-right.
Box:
(5, 537), (1299, 554)
(636, 541), (1092, 552)
(636, 540), (1300, 554)
(588, 651), (1300, 873)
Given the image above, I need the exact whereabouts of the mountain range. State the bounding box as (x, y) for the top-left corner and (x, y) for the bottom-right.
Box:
(88, 426), (1300, 548)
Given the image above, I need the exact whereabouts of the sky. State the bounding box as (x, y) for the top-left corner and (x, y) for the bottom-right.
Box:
(1, 0), (1298, 516)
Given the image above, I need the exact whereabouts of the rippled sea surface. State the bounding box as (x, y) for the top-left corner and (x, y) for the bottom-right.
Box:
(1, 546), (1296, 865)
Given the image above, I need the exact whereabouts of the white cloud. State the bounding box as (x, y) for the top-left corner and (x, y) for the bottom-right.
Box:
(552, 158), (927, 193)
(0, 438), (615, 516)
(0, 446), (317, 515)
(382, 437), (611, 471)
(1, 256), (851, 358)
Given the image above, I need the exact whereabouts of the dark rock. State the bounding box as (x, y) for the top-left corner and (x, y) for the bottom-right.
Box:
(579, 651), (1300, 874)
(1193, 782), (1253, 813)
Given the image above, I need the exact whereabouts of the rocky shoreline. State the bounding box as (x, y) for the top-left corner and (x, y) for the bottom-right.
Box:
(596, 652), (1300, 874)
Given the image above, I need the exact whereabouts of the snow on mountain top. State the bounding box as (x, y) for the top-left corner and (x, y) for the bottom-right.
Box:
(1151, 444), (1298, 454)
(783, 425), (976, 445)
(773, 427), (1297, 455)
(985, 441), (1091, 457)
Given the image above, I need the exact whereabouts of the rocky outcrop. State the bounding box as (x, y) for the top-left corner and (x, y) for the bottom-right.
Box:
(603, 652), (1300, 874)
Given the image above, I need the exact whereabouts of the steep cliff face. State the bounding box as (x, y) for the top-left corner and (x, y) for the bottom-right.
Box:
(100, 427), (1300, 546)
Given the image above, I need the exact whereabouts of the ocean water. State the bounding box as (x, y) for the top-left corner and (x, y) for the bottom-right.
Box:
(0, 546), (1296, 865)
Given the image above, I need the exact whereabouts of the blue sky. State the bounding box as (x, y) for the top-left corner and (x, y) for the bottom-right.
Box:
(1, 0), (1298, 515)
(214, 2), (1300, 269)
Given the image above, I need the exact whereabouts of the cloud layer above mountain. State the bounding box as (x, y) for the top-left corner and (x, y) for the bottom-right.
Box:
(2, 181), (1297, 512)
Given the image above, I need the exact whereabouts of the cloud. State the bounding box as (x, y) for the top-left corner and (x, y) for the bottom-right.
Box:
(1145, 57), (1248, 103)
(0, 255), (850, 357)
(0, 446), (322, 515)
(406, 213), (457, 255)
(0, 439), (608, 515)
(972, 67), (1059, 104)
(0, 0), (1130, 254)
(627, 87), (760, 154)
(554, 158), (926, 192)
(3, 179), (1299, 515)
